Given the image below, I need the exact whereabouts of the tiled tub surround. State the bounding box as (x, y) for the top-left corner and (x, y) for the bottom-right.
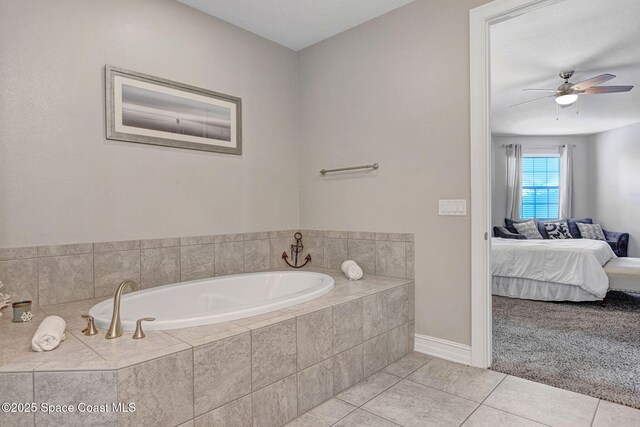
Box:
(0, 270), (415, 427)
(0, 230), (414, 307)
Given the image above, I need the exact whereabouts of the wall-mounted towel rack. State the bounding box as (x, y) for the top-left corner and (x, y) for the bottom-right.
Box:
(319, 163), (379, 176)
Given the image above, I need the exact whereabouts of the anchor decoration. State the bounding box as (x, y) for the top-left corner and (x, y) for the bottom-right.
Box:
(282, 232), (312, 269)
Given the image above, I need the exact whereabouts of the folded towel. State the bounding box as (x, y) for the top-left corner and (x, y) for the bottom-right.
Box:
(341, 260), (363, 281)
(31, 315), (66, 352)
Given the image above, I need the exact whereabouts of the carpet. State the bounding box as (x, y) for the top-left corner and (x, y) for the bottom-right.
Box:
(492, 291), (640, 409)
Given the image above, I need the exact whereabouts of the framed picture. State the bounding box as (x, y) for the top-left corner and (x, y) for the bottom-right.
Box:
(105, 65), (242, 154)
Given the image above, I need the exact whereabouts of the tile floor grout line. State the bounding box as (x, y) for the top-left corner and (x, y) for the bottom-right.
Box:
(457, 374), (508, 426)
(482, 374), (575, 427)
(406, 356), (433, 375)
(490, 366), (621, 410)
(326, 403), (357, 427)
(467, 403), (554, 427)
(481, 401), (553, 427)
(343, 373), (406, 426)
(328, 415), (348, 426)
(319, 396), (360, 426)
(384, 354), (432, 379)
(401, 376), (487, 405)
(590, 399), (602, 427)
(333, 396), (352, 406)
(481, 401), (555, 427)
(337, 369), (403, 408)
(299, 411), (330, 426)
(308, 356), (630, 427)
(455, 402), (486, 425)
(356, 406), (404, 426)
(479, 373), (507, 405)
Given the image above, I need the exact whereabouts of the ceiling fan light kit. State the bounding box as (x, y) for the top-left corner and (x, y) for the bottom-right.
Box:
(555, 93), (578, 106)
(510, 70), (634, 109)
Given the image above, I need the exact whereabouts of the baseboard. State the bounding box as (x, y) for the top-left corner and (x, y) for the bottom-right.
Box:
(413, 333), (472, 365)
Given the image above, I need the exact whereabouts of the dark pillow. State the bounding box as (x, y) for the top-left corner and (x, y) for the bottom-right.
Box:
(505, 218), (547, 238)
(567, 218), (593, 238)
(505, 218), (535, 234)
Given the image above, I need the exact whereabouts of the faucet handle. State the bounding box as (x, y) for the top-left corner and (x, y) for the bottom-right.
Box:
(81, 314), (99, 336)
(132, 317), (155, 340)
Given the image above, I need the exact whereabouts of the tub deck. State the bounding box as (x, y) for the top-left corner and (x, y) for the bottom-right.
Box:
(0, 267), (414, 427)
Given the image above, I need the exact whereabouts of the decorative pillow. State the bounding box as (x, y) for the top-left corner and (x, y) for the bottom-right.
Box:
(542, 220), (573, 239)
(513, 220), (544, 239)
(505, 218), (536, 234)
(505, 218), (548, 237)
(576, 223), (606, 240)
(567, 218), (593, 238)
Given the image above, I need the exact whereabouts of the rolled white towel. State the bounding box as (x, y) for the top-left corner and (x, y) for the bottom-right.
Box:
(341, 260), (363, 281)
(31, 315), (66, 352)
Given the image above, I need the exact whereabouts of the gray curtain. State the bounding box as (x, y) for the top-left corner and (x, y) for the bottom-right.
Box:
(559, 144), (574, 218)
(505, 144), (522, 220)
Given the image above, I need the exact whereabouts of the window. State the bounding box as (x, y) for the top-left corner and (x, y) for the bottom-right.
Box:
(521, 156), (559, 220)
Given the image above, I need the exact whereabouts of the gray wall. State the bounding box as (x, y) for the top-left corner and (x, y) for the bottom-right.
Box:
(589, 122), (640, 257)
(298, 0), (489, 346)
(0, 0), (300, 247)
(0, 0), (490, 347)
(491, 134), (594, 227)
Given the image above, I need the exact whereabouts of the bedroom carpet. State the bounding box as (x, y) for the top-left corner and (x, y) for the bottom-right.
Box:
(492, 291), (640, 409)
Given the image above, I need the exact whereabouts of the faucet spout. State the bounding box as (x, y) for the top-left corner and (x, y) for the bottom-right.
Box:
(105, 280), (139, 339)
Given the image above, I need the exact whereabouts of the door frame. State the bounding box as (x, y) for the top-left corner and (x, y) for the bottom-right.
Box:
(469, 0), (566, 368)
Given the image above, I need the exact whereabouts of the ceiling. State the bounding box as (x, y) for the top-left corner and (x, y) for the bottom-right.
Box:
(490, 0), (640, 136)
(178, 0), (415, 51)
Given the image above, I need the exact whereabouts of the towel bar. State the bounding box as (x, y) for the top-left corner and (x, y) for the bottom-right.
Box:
(319, 163), (379, 175)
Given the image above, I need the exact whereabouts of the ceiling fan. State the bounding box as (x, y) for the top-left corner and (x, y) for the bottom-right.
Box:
(510, 71), (634, 108)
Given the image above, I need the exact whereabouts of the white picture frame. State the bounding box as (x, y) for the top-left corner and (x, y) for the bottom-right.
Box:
(106, 65), (242, 154)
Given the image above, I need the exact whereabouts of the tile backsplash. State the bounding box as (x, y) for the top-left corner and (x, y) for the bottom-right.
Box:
(0, 230), (414, 307)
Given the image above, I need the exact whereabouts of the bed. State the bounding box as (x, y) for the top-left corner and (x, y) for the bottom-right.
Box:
(492, 237), (617, 301)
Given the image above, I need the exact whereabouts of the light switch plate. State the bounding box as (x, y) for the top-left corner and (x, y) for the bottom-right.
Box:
(438, 199), (467, 216)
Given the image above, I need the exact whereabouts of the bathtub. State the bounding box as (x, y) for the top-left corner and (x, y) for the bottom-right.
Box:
(89, 271), (334, 331)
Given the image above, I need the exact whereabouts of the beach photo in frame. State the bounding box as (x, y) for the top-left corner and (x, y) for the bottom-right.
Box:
(105, 65), (242, 154)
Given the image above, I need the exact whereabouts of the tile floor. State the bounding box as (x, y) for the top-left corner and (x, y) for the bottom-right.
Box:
(286, 352), (640, 427)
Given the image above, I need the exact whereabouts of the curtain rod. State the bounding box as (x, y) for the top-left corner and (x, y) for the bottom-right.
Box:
(501, 144), (576, 148)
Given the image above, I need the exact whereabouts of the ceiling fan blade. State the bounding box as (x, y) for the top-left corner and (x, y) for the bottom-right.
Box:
(523, 89), (556, 92)
(581, 85), (633, 94)
(571, 73), (615, 91)
(509, 95), (555, 108)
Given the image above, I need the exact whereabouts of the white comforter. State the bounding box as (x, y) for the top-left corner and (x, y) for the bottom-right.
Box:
(492, 238), (616, 299)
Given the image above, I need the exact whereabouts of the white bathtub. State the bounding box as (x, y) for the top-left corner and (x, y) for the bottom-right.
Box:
(89, 271), (334, 331)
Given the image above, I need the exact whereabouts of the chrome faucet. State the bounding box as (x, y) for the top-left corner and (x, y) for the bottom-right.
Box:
(105, 280), (139, 339)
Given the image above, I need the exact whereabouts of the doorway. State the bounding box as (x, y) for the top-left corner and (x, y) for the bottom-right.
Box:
(469, 0), (565, 369)
(471, 0), (640, 409)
